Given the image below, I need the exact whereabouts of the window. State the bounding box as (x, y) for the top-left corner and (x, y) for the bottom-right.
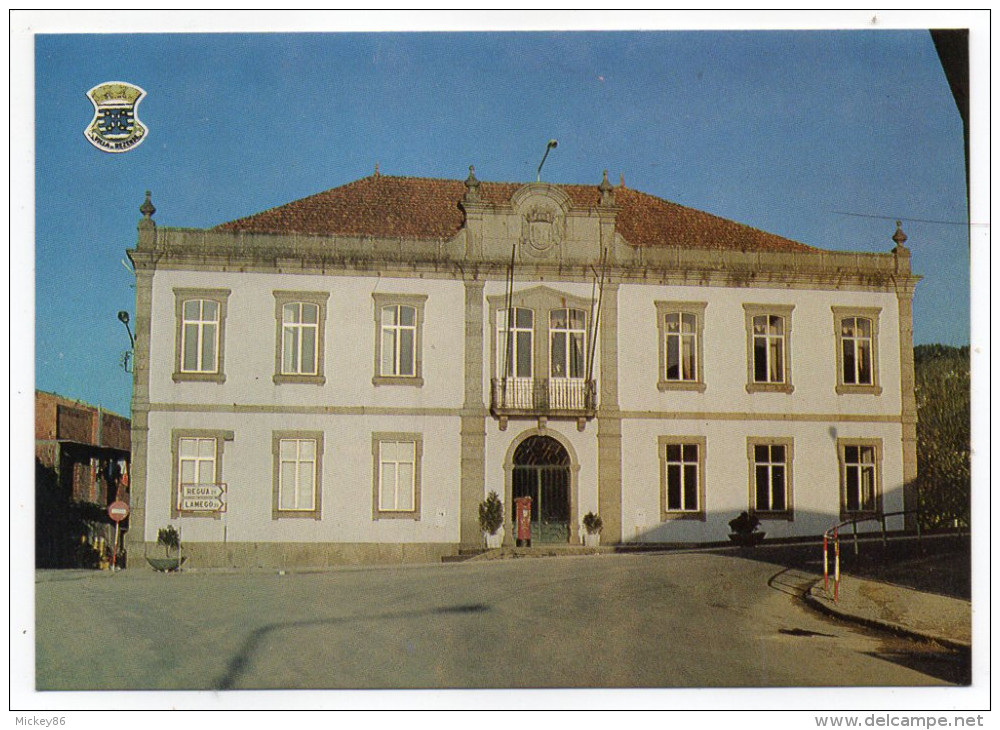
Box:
(173, 288), (231, 382)
(372, 294), (427, 386)
(656, 301), (707, 392)
(273, 291), (328, 384)
(272, 432), (323, 519)
(748, 438), (793, 519)
(659, 436), (706, 520)
(486, 286), (595, 414)
(839, 439), (882, 517)
(743, 304), (794, 393)
(372, 433), (422, 519)
(549, 308), (586, 379)
(497, 307), (534, 379)
(170, 429), (233, 518)
(833, 307), (882, 395)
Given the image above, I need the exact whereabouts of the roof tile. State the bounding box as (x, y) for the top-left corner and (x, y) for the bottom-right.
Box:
(214, 175), (816, 253)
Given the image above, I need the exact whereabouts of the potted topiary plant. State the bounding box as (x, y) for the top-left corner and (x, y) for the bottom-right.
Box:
(478, 491), (504, 549)
(728, 511), (766, 547)
(582, 511), (603, 547)
(146, 525), (186, 571)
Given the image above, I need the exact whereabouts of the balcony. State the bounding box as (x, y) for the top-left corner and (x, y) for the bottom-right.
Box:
(490, 377), (597, 427)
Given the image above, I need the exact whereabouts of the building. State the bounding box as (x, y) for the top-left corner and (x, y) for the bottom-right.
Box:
(125, 170), (919, 567)
(35, 390), (130, 567)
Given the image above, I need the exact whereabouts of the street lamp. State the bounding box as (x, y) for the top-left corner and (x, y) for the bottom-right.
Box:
(536, 139), (558, 182)
(117, 310), (134, 348)
(118, 311), (135, 373)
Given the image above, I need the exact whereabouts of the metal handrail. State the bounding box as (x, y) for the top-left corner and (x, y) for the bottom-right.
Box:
(822, 509), (922, 603)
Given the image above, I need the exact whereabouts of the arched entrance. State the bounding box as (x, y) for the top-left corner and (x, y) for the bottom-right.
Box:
(511, 435), (571, 543)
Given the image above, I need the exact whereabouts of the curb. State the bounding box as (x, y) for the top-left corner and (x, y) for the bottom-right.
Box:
(800, 578), (971, 653)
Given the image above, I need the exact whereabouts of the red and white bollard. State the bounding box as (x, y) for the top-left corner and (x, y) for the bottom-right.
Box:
(823, 533), (829, 592)
(834, 528), (841, 603)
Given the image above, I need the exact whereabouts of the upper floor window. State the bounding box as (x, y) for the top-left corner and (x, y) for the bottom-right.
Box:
(173, 288), (230, 383)
(743, 304), (794, 394)
(833, 307), (882, 395)
(497, 307), (534, 379)
(549, 308), (586, 379)
(273, 291), (329, 385)
(656, 301), (707, 392)
(372, 294), (427, 386)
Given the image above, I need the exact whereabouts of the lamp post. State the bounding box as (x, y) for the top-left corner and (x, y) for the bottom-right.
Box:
(117, 310), (134, 348)
(118, 311), (134, 372)
(536, 139), (558, 182)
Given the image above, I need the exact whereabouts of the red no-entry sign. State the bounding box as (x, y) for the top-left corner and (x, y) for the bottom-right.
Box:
(108, 500), (130, 523)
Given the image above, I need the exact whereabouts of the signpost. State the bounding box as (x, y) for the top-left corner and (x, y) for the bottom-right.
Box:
(107, 500), (129, 571)
(178, 483), (227, 513)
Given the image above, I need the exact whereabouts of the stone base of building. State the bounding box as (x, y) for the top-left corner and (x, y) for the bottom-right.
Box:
(131, 541), (457, 570)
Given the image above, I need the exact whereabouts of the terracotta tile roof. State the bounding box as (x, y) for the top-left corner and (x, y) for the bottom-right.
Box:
(215, 174), (817, 253)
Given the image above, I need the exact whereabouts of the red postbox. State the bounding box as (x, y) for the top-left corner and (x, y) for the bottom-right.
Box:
(514, 496), (532, 547)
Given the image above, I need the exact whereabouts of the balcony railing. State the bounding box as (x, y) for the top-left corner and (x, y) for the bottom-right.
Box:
(490, 377), (597, 418)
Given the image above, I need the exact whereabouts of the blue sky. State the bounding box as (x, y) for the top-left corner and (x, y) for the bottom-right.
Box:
(32, 28), (970, 417)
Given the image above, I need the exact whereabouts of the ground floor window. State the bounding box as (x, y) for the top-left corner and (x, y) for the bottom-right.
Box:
(372, 433), (422, 520)
(748, 438), (793, 519)
(839, 439), (881, 517)
(170, 429), (233, 518)
(659, 436), (706, 520)
(272, 432), (323, 519)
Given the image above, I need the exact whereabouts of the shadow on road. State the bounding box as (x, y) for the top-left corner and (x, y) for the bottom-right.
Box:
(216, 602), (490, 690)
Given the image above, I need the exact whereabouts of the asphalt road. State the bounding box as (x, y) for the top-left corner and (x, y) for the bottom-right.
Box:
(34, 552), (966, 690)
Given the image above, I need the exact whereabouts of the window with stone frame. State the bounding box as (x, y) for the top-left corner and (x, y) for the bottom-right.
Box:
(173, 288), (231, 383)
(274, 291), (329, 384)
(372, 294), (427, 386)
(748, 438), (793, 519)
(273, 432), (323, 519)
(656, 301), (707, 392)
(833, 307), (882, 395)
(743, 304), (794, 393)
(659, 436), (706, 520)
(372, 433), (422, 520)
(839, 439), (882, 517)
(170, 428), (233, 518)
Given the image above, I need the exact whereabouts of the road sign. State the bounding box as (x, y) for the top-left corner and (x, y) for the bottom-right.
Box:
(178, 483), (227, 513)
(108, 500), (130, 522)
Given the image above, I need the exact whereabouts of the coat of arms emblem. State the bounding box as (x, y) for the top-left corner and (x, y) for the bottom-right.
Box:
(84, 82), (148, 153)
(520, 206), (563, 258)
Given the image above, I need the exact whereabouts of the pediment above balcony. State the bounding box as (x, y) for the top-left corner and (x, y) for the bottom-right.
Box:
(486, 284), (592, 312)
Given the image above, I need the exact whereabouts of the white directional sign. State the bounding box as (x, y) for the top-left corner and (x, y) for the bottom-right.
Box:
(178, 483), (227, 513)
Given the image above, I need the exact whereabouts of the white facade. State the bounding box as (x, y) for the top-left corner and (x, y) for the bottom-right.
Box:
(126, 176), (919, 567)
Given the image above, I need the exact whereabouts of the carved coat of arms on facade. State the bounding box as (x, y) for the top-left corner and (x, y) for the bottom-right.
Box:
(84, 81), (148, 153)
(520, 206), (563, 258)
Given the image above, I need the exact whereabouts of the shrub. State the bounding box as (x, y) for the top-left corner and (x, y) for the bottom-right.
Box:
(582, 511), (603, 535)
(478, 491), (503, 535)
(728, 511), (761, 536)
(157, 525), (181, 557)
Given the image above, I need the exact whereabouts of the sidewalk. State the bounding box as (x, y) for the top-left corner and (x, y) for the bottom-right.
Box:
(803, 572), (971, 651)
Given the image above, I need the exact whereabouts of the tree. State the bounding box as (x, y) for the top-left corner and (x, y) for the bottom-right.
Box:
(913, 345), (970, 528)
